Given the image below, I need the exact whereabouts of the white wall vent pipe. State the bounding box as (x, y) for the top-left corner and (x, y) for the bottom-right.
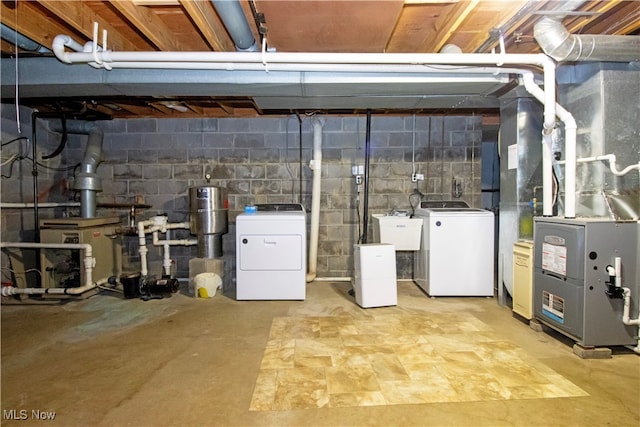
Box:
(48, 120), (104, 218)
(534, 17), (640, 62)
(306, 118), (324, 282)
(210, 0), (257, 52)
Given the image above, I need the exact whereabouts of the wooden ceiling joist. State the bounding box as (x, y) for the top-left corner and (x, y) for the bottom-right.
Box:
(37, 0), (140, 51)
(107, 0), (182, 51)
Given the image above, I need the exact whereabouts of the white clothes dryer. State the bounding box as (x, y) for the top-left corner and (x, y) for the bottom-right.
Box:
(236, 204), (306, 300)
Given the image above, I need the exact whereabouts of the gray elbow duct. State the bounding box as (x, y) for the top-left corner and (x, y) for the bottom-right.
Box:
(48, 120), (103, 218)
(534, 17), (640, 62)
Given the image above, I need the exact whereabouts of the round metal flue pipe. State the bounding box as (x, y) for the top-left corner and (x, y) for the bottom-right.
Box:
(534, 16), (640, 62)
(210, 0), (257, 52)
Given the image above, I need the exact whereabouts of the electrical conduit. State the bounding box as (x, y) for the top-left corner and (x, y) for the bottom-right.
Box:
(306, 118), (324, 282)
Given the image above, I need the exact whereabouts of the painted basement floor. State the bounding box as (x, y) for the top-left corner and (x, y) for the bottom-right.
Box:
(1, 281), (639, 426)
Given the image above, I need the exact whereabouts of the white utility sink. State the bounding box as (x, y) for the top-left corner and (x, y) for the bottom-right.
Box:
(372, 214), (422, 251)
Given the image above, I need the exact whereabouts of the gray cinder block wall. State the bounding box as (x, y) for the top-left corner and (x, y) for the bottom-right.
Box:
(1, 106), (484, 286)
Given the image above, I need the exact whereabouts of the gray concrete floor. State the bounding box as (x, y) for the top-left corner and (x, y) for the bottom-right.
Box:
(2, 281), (639, 426)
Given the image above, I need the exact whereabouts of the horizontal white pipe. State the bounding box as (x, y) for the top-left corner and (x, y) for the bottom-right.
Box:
(0, 202), (81, 208)
(558, 154), (640, 176)
(76, 61), (524, 76)
(152, 231), (197, 247)
(0, 241), (96, 295)
(2, 278), (109, 296)
(51, 38), (554, 67)
(51, 34), (556, 122)
(164, 222), (190, 230)
(0, 241), (92, 256)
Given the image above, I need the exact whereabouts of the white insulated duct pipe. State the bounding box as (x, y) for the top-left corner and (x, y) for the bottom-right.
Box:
(307, 118), (324, 282)
(534, 17), (640, 62)
(0, 241), (97, 296)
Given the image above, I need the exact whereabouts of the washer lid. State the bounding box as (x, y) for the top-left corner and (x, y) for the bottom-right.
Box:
(255, 203), (304, 212)
(419, 200), (469, 209)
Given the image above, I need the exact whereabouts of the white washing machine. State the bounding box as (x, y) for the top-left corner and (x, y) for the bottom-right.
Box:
(236, 204), (306, 300)
(413, 201), (494, 297)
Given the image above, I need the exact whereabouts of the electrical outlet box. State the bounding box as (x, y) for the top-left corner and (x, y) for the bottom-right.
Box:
(352, 165), (364, 176)
(411, 173), (424, 182)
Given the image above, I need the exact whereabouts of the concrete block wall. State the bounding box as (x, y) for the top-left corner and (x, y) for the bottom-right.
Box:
(1, 106), (484, 288)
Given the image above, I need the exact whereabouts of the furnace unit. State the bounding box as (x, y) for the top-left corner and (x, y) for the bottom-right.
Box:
(533, 217), (639, 348)
(39, 217), (122, 295)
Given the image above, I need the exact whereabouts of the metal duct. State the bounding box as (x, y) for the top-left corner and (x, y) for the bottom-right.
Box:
(557, 63), (640, 220)
(534, 17), (640, 62)
(48, 120), (103, 218)
(211, 0), (257, 52)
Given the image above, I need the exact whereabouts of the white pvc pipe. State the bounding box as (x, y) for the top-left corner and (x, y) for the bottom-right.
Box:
(151, 230), (197, 276)
(51, 34), (557, 125)
(51, 38), (556, 67)
(306, 118), (324, 282)
(137, 218), (156, 277)
(621, 287), (640, 354)
(560, 154), (640, 176)
(521, 72), (576, 217)
(137, 216), (196, 277)
(2, 277), (109, 296)
(152, 232), (197, 246)
(53, 34), (563, 242)
(555, 104), (577, 219)
(0, 241), (95, 294)
(0, 202), (81, 208)
(622, 288), (640, 326)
